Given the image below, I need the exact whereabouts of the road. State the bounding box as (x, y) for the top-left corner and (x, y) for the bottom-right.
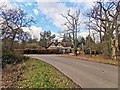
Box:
(28, 54), (118, 88)
(0, 62), (2, 88)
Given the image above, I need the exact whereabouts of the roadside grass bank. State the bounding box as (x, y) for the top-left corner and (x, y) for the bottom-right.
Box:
(2, 58), (80, 88)
(61, 54), (119, 66)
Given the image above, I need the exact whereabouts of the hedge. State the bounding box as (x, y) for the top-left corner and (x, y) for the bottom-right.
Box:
(21, 48), (63, 54)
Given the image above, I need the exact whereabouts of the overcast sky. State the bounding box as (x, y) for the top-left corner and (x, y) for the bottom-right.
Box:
(1, 0), (107, 41)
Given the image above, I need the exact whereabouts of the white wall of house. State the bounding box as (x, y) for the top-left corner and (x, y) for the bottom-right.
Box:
(49, 43), (56, 48)
(56, 43), (64, 48)
(48, 43), (71, 53)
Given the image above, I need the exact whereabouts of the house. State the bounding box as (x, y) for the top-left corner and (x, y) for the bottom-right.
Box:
(46, 42), (72, 53)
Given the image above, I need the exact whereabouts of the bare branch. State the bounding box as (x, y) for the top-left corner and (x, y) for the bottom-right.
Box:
(61, 13), (73, 25)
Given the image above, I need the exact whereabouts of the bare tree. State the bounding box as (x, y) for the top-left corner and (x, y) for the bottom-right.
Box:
(85, 1), (120, 59)
(61, 9), (81, 56)
(0, 4), (34, 50)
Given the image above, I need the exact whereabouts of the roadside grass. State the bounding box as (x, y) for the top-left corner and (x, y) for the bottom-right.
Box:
(16, 58), (80, 88)
(61, 54), (119, 66)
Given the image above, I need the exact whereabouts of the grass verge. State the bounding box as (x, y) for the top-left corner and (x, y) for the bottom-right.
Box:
(2, 58), (80, 88)
(61, 54), (119, 66)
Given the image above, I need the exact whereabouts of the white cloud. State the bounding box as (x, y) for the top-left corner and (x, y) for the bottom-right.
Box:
(27, 2), (32, 6)
(37, 0), (60, 2)
(14, 0), (25, 2)
(78, 31), (89, 38)
(51, 31), (63, 41)
(69, 0), (110, 2)
(69, 0), (97, 2)
(37, 2), (89, 42)
(37, 2), (66, 30)
(37, 2), (82, 32)
(0, 0), (9, 2)
(23, 26), (62, 41)
(0, 0), (13, 9)
(33, 8), (39, 15)
(13, 0), (37, 2)
(23, 26), (43, 40)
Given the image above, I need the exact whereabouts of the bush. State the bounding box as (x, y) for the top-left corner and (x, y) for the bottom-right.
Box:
(23, 49), (63, 54)
(2, 52), (16, 64)
(84, 48), (90, 54)
(2, 52), (28, 68)
(84, 48), (102, 55)
(2, 48), (27, 68)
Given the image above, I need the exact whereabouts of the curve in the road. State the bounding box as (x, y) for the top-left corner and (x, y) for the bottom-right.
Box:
(29, 55), (118, 88)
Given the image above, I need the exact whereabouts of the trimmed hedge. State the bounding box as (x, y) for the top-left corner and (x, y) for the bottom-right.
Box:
(23, 49), (63, 54)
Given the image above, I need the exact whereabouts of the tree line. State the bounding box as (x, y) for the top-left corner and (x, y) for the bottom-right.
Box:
(1, 1), (120, 63)
(84, 1), (120, 59)
(0, 4), (34, 66)
(60, 1), (120, 59)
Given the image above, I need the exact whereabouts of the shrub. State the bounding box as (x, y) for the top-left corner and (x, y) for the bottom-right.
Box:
(23, 48), (63, 54)
(2, 48), (26, 68)
(84, 48), (90, 54)
(2, 52), (16, 64)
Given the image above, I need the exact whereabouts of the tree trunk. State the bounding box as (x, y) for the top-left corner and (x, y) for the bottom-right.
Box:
(90, 48), (92, 57)
(111, 38), (116, 60)
(10, 34), (16, 51)
(99, 30), (102, 43)
(114, 22), (119, 59)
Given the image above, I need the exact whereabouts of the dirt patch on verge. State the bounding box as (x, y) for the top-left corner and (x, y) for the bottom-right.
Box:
(2, 63), (25, 88)
(60, 54), (119, 66)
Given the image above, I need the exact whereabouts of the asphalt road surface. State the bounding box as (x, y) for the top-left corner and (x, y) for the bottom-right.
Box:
(0, 62), (2, 88)
(28, 54), (118, 88)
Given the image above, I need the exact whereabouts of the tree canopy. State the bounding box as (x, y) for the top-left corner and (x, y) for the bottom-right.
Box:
(0, 4), (34, 50)
(39, 30), (55, 48)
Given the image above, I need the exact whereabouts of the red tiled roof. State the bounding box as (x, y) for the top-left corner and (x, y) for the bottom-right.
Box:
(46, 42), (71, 48)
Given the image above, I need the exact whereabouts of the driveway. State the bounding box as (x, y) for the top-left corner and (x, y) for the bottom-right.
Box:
(28, 54), (118, 88)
